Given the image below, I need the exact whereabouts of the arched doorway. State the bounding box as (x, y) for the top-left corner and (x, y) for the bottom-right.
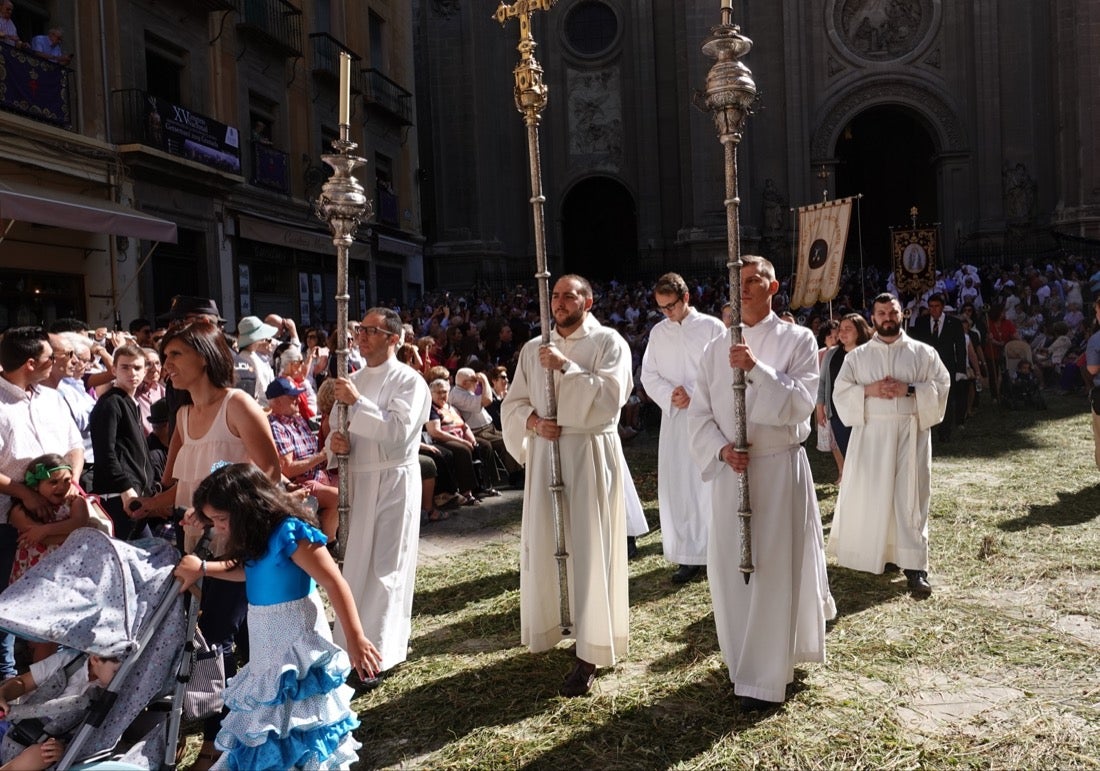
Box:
(834, 106), (938, 267)
(560, 177), (637, 281)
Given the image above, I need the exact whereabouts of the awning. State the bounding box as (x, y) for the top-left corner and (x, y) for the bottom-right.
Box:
(0, 180), (178, 243)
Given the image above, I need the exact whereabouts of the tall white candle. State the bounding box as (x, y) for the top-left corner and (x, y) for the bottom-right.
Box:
(338, 51), (351, 126)
(722, 0), (732, 8)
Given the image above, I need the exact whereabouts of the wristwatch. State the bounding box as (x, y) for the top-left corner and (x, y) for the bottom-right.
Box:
(907, 384), (916, 397)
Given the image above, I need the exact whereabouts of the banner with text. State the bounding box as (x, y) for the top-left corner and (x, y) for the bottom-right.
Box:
(791, 197), (853, 309)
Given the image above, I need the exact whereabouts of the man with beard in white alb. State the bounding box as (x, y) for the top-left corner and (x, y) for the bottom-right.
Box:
(641, 272), (724, 583)
(829, 292), (950, 596)
(501, 274), (633, 698)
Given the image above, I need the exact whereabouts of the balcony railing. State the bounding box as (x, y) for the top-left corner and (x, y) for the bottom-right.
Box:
(362, 68), (412, 126)
(236, 0), (303, 58)
(112, 89), (242, 175)
(309, 33), (363, 93)
(0, 44), (72, 128)
(251, 141), (290, 194)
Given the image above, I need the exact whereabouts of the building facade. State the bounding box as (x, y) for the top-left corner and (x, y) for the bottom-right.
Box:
(0, 0), (422, 331)
(414, 0), (1098, 286)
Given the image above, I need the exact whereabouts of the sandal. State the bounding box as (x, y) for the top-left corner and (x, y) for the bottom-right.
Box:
(426, 508), (449, 522)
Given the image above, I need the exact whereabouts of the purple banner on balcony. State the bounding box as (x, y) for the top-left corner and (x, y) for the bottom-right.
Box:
(253, 143), (289, 193)
(0, 44), (69, 127)
(142, 95), (241, 174)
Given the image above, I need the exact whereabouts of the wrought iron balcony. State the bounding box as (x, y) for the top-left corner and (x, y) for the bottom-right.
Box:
(111, 89), (242, 175)
(362, 68), (413, 126)
(236, 0), (303, 58)
(183, 0), (236, 11)
(309, 33), (363, 93)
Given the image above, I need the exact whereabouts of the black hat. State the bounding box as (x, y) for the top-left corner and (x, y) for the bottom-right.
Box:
(147, 398), (170, 425)
(158, 295), (225, 323)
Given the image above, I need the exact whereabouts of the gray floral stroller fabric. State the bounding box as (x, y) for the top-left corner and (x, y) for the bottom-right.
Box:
(0, 528), (186, 769)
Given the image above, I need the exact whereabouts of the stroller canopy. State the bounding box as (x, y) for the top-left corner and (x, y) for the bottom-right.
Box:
(0, 528), (180, 658)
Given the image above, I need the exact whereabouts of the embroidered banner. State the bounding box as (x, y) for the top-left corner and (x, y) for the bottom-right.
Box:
(791, 197), (853, 309)
(0, 44), (69, 127)
(891, 226), (938, 297)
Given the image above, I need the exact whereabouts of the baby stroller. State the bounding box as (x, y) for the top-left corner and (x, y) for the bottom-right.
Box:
(0, 528), (189, 770)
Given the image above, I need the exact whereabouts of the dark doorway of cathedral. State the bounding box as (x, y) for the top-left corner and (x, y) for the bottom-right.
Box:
(835, 105), (938, 268)
(561, 176), (637, 281)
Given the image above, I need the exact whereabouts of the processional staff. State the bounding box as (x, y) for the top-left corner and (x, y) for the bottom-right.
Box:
(316, 51), (372, 561)
(494, 0), (572, 635)
(696, 0), (758, 583)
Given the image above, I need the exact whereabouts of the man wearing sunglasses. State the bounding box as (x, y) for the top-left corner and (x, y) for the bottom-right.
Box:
(329, 308), (431, 686)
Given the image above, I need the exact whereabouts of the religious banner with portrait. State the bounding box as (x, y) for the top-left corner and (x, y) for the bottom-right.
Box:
(891, 226), (938, 297)
(790, 196), (853, 309)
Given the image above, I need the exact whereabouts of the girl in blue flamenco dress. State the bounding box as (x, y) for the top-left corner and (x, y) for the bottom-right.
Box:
(174, 463), (381, 770)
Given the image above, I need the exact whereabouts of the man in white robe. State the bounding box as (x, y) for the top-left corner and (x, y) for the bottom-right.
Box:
(830, 292), (950, 596)
(641, 272), (724, 582)
(331, 307), (431, 678)
(688, 256), (836, 710)
(502, 274), (632, 697)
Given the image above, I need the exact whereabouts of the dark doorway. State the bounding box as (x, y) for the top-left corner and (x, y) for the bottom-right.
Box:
(561, 177), (637, 281)
(835, 106), (938, 267)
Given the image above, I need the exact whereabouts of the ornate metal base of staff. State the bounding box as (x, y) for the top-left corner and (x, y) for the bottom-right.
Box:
(316, 73), (372, 562)
(495, 0), (571, 635)
(696, 3), (758, 583)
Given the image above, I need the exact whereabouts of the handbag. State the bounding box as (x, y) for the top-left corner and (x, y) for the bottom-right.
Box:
(816, 419), (833, 452)
(181, 627), (227, 721)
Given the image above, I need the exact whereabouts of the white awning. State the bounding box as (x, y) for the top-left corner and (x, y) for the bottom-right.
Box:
(0, 180), (178, 243)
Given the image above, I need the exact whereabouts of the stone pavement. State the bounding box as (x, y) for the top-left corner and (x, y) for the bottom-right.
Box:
(416, 487), (525, 565)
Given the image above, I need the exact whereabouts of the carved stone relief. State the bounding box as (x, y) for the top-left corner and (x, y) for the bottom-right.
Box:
(567, 66), (623, 170)
(833, 0), (935, 61)
(1002, 162), (1037, 222)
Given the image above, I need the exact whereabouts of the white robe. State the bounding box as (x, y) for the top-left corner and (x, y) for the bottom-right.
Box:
(332, 356), (431, 671)
(641, 307), (725, 564)
(687, 314), (836, 702)
(829, 334), (950, 573)
(501, 314), (632, 667)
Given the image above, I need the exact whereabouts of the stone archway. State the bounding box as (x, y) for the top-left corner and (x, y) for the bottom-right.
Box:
(834, 105), (939, 265)
(560, 176), (637, 281)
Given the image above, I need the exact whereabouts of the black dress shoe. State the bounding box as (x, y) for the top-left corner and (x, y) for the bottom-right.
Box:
(884, 562), (900, 573)
(626, 536), (638, 560)
(560, 661), (596, 697)
(739, 695), (782, 712)
(671, 564), (703, 584)
(904, 569), (932, 596)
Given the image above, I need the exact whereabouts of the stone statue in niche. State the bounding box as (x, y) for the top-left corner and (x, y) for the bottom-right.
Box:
(1003, 162), (1037, 221)
(762, 179), (788, 235)
(839, 0), (928, 60)
(432, 0), (460, 19)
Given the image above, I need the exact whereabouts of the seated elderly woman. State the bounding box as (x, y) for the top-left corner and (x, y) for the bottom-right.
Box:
(423, 378), (493, 504)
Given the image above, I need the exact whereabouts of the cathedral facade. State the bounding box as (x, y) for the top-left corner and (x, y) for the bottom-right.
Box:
(414, 0), (1097, 286)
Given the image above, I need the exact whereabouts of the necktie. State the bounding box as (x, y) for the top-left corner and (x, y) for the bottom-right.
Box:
(932, 318), (939, 337)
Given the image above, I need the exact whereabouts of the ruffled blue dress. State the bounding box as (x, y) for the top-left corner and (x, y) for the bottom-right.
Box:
(212, 518), (360, 771)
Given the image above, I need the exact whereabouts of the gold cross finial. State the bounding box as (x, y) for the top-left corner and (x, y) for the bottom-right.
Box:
(495, 1), (557, 123)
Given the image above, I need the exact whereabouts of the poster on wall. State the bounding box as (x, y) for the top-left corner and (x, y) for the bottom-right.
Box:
(239, 264), (251, 316)
(310, 274), (323, 327)
(142, 94), (241, 174)
(298, 273), (311, 325)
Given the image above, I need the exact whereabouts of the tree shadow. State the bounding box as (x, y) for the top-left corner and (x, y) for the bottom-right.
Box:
(359, 647), (574, 767)
(518, 669), (810, 770)
(998, 484), (1100, 531)
(647, 612), (719, 673)
(414, 568), (521, 617)
(826, 564), (907, 620)
(409, 610), (519, 657)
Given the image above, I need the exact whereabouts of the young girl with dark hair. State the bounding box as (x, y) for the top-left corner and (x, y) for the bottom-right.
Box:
(174, 463), (380, 770)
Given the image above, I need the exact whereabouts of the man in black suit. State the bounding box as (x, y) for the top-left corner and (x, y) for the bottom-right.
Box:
(913, 293), (968, 441)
